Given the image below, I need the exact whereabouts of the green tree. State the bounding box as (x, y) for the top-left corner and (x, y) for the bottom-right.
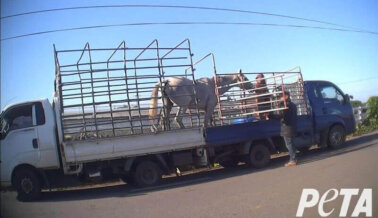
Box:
(350, 100), (363, 107)
(353, 96), (378, 136)
(366, 96), (378, 121)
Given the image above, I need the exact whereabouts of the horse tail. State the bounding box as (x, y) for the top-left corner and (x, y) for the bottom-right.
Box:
(149, 82), (162, 122)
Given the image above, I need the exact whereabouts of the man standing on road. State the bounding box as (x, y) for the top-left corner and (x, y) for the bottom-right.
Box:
(281, 91), (298, 167)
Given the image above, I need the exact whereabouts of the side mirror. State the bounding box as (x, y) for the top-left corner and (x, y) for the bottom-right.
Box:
(344, 94), (351, 104)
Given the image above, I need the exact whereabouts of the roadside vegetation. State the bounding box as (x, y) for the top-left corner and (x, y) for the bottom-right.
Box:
(352, 96), (378, 136)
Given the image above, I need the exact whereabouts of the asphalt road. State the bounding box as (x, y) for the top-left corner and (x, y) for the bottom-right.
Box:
(1, 131), (378, 218)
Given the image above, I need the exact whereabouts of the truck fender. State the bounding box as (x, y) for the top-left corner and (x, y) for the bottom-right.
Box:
(265, 138), (277, 153)
(124, 157), (136, 172)
(155, 154), (169, 173)
(11, 164), (49, 189)
(319, 121), (346, 147)
(239, 140), (253, 155)
(325, 116), (346, 131)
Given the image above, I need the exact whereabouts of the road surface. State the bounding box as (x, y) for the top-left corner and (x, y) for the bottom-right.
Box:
(2, 131), (377, 218)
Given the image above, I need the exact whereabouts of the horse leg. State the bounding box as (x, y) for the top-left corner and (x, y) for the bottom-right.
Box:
(175, 106), (187, 129)
(210, 114), (216, 126)
(203, 108), (211, 128)
(163, 97), (173, 130)
(204, 103), (216, 128)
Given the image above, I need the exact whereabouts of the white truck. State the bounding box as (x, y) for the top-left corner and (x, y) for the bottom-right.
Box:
(1, 40), (209, 201)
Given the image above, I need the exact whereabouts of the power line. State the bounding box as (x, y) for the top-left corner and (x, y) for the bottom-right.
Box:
(2, 21), (378, 41)
(1, 4), (375, 34)
(338, 76), (378, 85)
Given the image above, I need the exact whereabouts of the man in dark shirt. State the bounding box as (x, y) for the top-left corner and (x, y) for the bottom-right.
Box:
(281, 91), (298, 167)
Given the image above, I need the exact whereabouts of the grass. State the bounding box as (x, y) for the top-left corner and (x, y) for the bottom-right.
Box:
(351, 119), (378, 137)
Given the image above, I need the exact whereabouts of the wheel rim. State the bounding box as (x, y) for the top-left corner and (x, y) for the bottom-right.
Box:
(255, 151), (265, 162)
(142, 168), (157, 184)
(330, 131), (342, 146)
(21, 177), (33, 194)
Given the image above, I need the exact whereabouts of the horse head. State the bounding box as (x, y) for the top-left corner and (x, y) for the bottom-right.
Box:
(235, 69), (254, 91)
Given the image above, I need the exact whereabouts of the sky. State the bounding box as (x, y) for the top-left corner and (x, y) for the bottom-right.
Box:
(1, 0), (378, 110)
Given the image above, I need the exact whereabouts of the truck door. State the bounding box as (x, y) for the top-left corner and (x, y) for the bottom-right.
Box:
(33, 101), (60, 168)
(313, 82), (354, 132)
(0, 103), (40, 182)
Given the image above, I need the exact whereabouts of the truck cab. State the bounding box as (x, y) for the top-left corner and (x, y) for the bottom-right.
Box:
(305, 81), (355, 147)
(0, 99), (60, 187)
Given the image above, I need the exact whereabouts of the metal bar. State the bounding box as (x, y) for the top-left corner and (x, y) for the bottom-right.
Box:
(156, 40), (169, 130)
(76, 43), (89, 134)
(56, 47), (190, 53)
(187, 39), (201, 127)
(61, 78), (195, 87)
(161, 39), (189, 60)
(280, 75), (287, 109)
(215, 71), (301, 76)
(221, 99), (283, 109)
(216, 73), (300, 89)
(122, 42), (135, 134)
(61, 78), (161, 87)
(220, 107), (287, 119)
(211, 54), (224, 125)
(133, 40), (160, 133)
(298, 67), (309, 115)
(87, 44), (99, 138)
(54, 44), (66, 141)
(59, 56), (188, 68)
(106, 41), (126, 136)
(184, 53), (213, 74)
(220, 91), (283, 102)
(59, 64), (192, 74)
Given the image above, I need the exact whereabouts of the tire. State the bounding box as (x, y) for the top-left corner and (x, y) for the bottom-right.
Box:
(133, 161), (162, 187)
(13, 168), (42, 202)
(328, 125), (346, 149)
(219, 158), (239, 168)
(249, 143), (271, 168)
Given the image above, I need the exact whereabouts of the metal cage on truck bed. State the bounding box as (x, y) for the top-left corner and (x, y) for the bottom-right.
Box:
(54, 39), (202, 141)
(187, 53), (309, 126)
(54, 39), (308, 141)
(214, 67), (309, 125)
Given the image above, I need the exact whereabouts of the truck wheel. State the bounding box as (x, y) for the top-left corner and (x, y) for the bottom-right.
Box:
(219, 158), (239, 168)
(249, 143), (271, 168)
(133, 161), (162, 187)
(328, 125), (346, 149)
(13, 168), (42, 201)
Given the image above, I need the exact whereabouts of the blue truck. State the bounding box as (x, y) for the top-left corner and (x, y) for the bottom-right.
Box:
(206, 79), (355, 168)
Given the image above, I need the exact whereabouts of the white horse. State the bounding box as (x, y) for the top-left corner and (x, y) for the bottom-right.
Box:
(149, 70), (253, 129)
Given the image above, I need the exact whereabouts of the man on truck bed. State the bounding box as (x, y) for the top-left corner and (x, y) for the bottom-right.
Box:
(281, 91), (298, 167)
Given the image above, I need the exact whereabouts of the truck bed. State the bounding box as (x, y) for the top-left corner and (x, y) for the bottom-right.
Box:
(62, 128), (205, 163)
(205, 116), (313, 146)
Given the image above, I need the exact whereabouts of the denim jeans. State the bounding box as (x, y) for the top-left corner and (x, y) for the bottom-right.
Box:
(283, 136), (296, 161)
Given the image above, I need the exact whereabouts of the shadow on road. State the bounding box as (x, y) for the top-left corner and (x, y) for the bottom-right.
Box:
(33, 132), (377, 202)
